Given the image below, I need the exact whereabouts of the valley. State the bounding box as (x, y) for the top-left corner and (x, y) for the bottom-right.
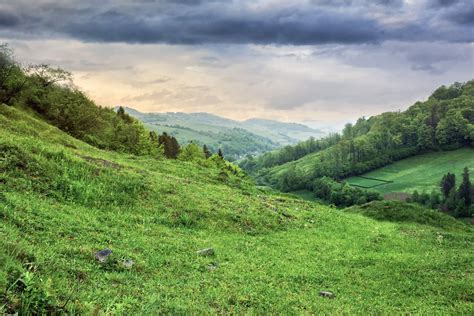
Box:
(123, 107), (325, 161)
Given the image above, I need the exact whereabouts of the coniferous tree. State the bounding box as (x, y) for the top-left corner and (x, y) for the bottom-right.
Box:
(218, 148), (224, 159)
(169, 136), (180, 159)
(458, 167), (472, 208)
(149, 131), (158, 144)
(444, 188), (460, 216)
(203, 145), (211, 159)
(158, 133), (180, 159)
(440, 172), (456, 200)
(117, 106), (133, 124)
(117, 106), (125, 117)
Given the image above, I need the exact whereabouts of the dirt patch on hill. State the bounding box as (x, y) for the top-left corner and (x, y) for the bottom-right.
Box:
(384, 192), (411, 202)
(79, 155), (123, 170)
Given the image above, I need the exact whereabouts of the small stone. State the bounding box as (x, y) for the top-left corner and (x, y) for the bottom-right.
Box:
(197, 248), (215, 256)
(319, 291), (335, 299)
(206, 262), (219, 271)
(123, 259), (135, 268)
(95, 248), (112, 263)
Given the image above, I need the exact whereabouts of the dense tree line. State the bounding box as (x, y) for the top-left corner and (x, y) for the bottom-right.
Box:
(150, 126), (278, 161)
(239, 134), (341, 172)
(196, 127), (277, 161)
(257, 81), (474, 192)
(0, 45), (159, 155)
(312, 177), (381, 207)
(410, 167), (473, 217)
(157, 132), (180, 159)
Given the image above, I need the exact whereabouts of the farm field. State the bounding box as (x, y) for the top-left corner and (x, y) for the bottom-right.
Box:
(346, 148), (474, 195)
(345, 177), (392, 189)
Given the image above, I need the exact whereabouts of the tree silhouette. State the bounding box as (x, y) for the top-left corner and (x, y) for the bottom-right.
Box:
(440, 172), (456, 200)
(203, 145), (211, 159)
(458, 167), (472, 207)
(158, 132), (180, 159)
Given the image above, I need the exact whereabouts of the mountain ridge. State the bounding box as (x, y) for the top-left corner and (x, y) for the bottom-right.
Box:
(122, 107), (320, 129)
(121, 106), (325, 160)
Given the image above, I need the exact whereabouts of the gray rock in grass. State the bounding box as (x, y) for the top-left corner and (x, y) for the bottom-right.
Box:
(123, 259), (135, 268)
(95, 248), (112, 263)
(206, 262), (219, 271)
(197, 248), (215, 256)
(319, 291), (335, 299)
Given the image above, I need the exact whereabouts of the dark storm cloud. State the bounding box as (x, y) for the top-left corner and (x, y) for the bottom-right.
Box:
(428, 0), (474, 25)
(0, 10), (19, 27)
(445, 3), (474, 25)
(65, 9), (381, 45)
(430, 0), (460, 8)
(0, 0), (472, 45)
(310, 0), (402, 7)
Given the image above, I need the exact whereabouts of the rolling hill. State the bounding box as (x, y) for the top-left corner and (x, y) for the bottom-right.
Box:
(1, 104), (473, 314)
(122, 107), (325, 160)
(245, 81), (474, 195)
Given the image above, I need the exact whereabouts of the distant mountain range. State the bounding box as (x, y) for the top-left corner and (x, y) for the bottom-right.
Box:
(122, 107), (325, 160)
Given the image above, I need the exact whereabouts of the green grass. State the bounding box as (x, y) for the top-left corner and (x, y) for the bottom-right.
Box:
(346, 177), (392, 189)
(346, 200), (468, 230)
(1, 104), (473, 314)
(345, 149), (474, 194)
(288, 189), (318, 201)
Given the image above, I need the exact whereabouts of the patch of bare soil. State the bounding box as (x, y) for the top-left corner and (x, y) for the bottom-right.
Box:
(384, 192), (411, 202)
(79, 155), (123, 170)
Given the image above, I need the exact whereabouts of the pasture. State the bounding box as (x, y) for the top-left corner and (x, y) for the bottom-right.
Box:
(346, 148), (474, 195)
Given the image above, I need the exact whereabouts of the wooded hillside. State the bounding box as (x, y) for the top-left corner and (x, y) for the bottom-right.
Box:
(242, 81), (474, 192)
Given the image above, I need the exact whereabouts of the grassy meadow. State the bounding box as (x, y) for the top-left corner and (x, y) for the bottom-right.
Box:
(346, 149), (474, 195)
(1, 104), (473, 314)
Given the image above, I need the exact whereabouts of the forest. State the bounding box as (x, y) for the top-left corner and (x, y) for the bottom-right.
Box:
(241, 81), (473, 186)
(240, 81), (474, 216)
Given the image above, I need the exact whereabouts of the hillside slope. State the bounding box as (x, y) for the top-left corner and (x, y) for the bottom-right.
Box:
(248, 81), (474, 191)
(1, 104), (473, 314)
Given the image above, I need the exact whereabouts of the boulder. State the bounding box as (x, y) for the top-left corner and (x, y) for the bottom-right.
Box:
(94, 248), (112, 263)
(197, 248), (215, 256)
(123, 259), (135, 268)
(206, 262), (219, 271)
(319, 291), (335, 299)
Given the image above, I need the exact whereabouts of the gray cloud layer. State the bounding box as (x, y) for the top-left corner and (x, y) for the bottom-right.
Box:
(0, 0), (472, 45)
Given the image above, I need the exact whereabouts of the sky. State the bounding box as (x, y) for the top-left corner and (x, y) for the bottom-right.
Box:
(0, 0), (473, 123)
